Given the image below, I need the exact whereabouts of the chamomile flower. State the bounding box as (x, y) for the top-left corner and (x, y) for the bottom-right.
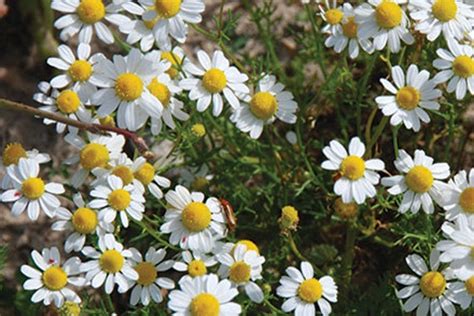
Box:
(321, 137), (385, 204)
(168, 274), (242, 315)
(133, 160), (171, 199)
(89, 175), (145, 228)
(1, 158), (64, 220)
(173, 250), (217, 278)
(33, 82), (91, 134)
(230, 74), (297, 139)
(433, 39), (474, 100)
(52, 193), (113, 253)
(64, 132), (125, 188)
(217, 243), (266, 303)
(382, 149), (450, 214)
(395, 250), (457, 315)
(440, 169), (474, 220)
(51, 0), (129, 44)
(178, 164), (214, 192)
(160, 47), (187, 80)
(21, 247), (85, 308)
(91, 48), (164, 131)
(375, 64), (441, 132)
(180, 50), (250, 116)
(409, 0), (474, 42)
(355, 0), (414, 53)
(319, 1), (344, 35)
(448, 273), (474, 310)
(81, 234), (138, 294)
(128, 247), (175, 306)
(0, 143), (50, 189)
(91, 153), (145, 191)
(276, 261), (338, 316)
(46, 43), (104, 103)
(160, 185), (227, 252)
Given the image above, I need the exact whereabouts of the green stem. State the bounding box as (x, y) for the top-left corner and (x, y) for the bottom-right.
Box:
(132, 218), (180, 251)
(288, 233), (308, 262)
(366, 116), (389, 158)
(341, 222), (357, 300)
(103, 291), (115, 313)
(264, 297), (284, 315)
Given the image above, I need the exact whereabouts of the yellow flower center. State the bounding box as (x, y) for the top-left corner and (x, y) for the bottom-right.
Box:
(460, 187), (474, 213)
(80, 143), (109, 170)
(181, 202), (212, 232)
(108, 189), (131, 211)
(232, 240), (260, 255)
(325, 8), (344, 25)
(155, 0), (181, 18)
(375, 1), (403, 29)
(342, 17), (358, 38)
(2, 143), (27, 166)
(144, 16), (159, 29)
(190, 293), (220, 316)
(99, 116), (115, 127)
(465, 276), (474, 295)
(396, 86), (420, 110)
(22, 177), (45, 200)
(112, 165), (134, 185)
(100, 249), (124, 273)
(334, 198), (358, 220)
(72, 207), (98, 234)
(249, 92), (278, 120)
(452, 55), (474, 78)
(191, 177), (209, 191)
(340, 155), (366, 180)
(115, 73), (143, 101)
(42, 266), (68, 291)
(280, 205), (299, 229)
(56, 90), (81, 114)
(76, 0), (105, 24)
(191, 124), (206, 137)
(161, 51), (182, 79)
(229, 261), (251, 284)
(134, 162), (155, 185)
(188, 259), (207, 277)
(420, 271), (446, 298)
(68, 60), (93, 82)
(148, 78), (171, 106)
(135, 261), (157, 286)
(297, 278), (323, 303)
(405, 165), (434, 193)
(202, 68), (227, 94)
(59, 301), (81, 316)
(432, 0), (457, 22)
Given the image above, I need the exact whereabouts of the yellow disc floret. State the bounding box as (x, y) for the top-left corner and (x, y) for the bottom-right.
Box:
(405, 166), (434, 193)
(134, 162), (155, 185)
(76, 0), (105, 24)
(68, 60), (93, 82)
(460, 187), (474, 213)
(432, 0), (457, 22)
(99, 116), (116, 127)
(59, 301), (81, 316)
(340, 155), (366, 180)
(80, 143), (109, 170)
(181, 202), (212, 232)
(375, 1), (403, 29)
(191, 124), (206, 137)
(108, 189), (131, 211)
(100, 249), (124, 273)
(452, 55), (474, 78)
(191, 177), (209, 191)
(72, 207), (98, 234)
(112, 165), (134, 185)
(396, 86), (420, 110)
(148, 78), (171, 106)
(233, 240), (260, 255)
(155, 0), (182, 18)
(188, 260), (207, 277)
(135, 262), (157, 286)
(250, 92), (278, 120)
(334, 198), (358, 220)
(229, 261), (251, 284)
(161, 51), (182, 79)
(190, 293), (220, 316)
(298, 278), (323, 303)
(279, 205), (299, 230)
(325, 9), (344, 25)
(202, 68), (227, 94)
(420, 271), (446, 298)
(465, 276), (474, 295)
(2, 143), (27, 166)
(342, 17), (358, 38)
(56, 90), (81, 114)
(115, 73), (143, 101)
(42, 266), (68, 291)
(22, 177), (45, 200)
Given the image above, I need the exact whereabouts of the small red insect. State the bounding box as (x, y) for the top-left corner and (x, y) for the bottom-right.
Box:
(219, 198), (237, 233)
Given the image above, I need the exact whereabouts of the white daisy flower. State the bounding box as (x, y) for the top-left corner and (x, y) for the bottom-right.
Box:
(440, 169), (474, 220)
(52, 193), (113, 253)
(395, 250), (457, 315)
(89, 175), (145, 228)
(375, 64), (441, 132)
(276, 261), (338, 316)
(214, 240), (262, 259)
(177, 164), (214, 192)
(51, 0), (129, 44)
(21, 247), (85, 308)
(33, 81), (92, 134)
(46, 43), (104, 102)
(168, 274), (242, 315)
(324, 3), (374, 59)
(409, 0), (474, 42)
(217, 243), (265, 303)
(433, 39), (474, 100)
(321, 137), (385, 204)
(173, 250), (217, 278)
(319, 0), (344, 35)
(180, 50), (250, 116)
(355, 0), (414, 53)
(64, 132), (125, 188)
(80, 234), (139, 294)
(159, 47), (188, 80)
(160, 185), (227, 252)
(0, 143), (50, 189)
(230, 74), (297, 139)
(128, 247), (175, 306)
(448, 273), (474, 310)
(382, 149), (450, 214)
(133, 160), (171, 200)
(1, 158), (64, 220)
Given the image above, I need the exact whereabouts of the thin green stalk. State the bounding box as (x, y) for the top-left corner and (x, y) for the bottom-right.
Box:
(392, 125), (400, 157)
(305, 4), (327, 79)
(132, 218), (180, 251)
(103, 291), (115, 313)
(366, 116), (389, 158)
(264, 297), (285, 315)
(341, 222), (357, 300)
